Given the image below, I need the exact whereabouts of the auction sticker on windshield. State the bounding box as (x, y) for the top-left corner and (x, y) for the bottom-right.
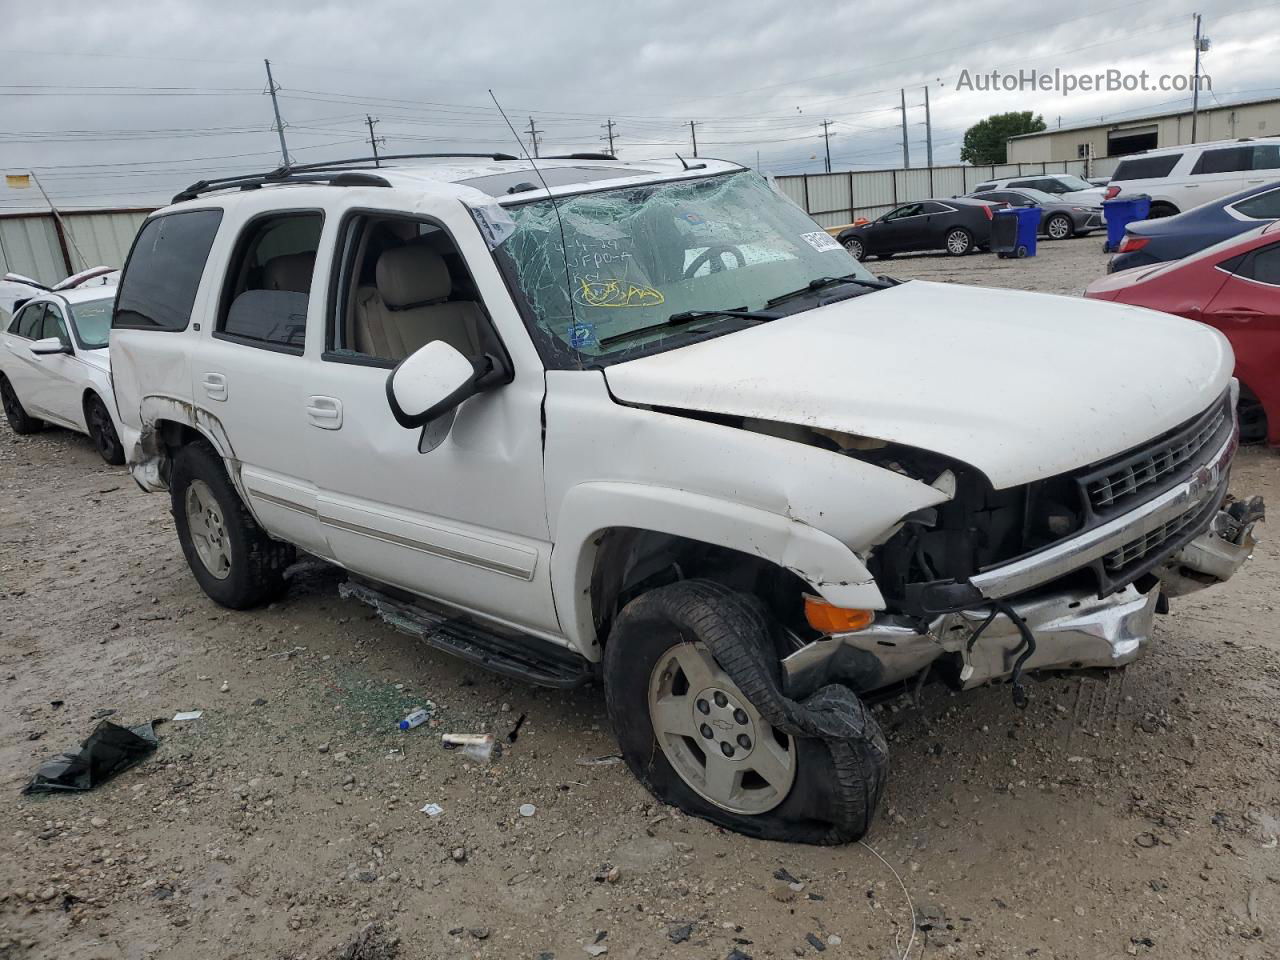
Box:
(800, 231), (842, 253)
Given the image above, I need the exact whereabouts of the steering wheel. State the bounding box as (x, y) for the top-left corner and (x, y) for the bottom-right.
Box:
(683, 244), (746, 278)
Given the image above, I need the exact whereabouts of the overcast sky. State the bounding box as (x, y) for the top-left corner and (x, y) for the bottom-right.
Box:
(1, 0), (1277, 211)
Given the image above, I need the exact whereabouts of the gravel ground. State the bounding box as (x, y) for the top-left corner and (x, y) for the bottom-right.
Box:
(2, 238), (1278, 960)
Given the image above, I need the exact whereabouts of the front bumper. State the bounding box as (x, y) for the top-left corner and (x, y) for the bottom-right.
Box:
(783, 499), (1262, 697)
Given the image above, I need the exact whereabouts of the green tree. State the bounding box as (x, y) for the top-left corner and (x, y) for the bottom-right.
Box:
(960, 112), (1047, 165)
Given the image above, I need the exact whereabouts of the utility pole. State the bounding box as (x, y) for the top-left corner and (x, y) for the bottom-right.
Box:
(820, 119), (833, 173)
(923, 87), (933, 169)
(899, 88), (910, 169)
(601, 118), (617, 156)
(526, 116), (543, 158)
(689, 121), (699, 158)
(1190, 14), (1209, 143)
(365, 115), (385, 166)
(263, 59), (290, 168)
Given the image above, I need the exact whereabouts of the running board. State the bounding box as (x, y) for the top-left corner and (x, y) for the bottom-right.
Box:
(337, 579), (593, 688)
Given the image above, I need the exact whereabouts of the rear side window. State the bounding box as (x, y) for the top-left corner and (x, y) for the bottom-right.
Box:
(1250, 144), (1280, 171)
(216, 212), (323, 353)
(1237, 243), (1280, 285)
(1191, 147), (1252, 175)
(1111, 154), (1181, 181)
(113, 209), (223, 331)
(1232, 188), (1280, 220)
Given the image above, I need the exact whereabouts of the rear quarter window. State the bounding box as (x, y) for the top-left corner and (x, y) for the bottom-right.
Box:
(113, 209), (224, 331)
(1191, 147), (1252, 176)
(1110, 154), (1182, 181)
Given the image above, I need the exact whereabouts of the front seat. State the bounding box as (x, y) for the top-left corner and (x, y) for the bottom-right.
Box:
(354, 246), (483, 361)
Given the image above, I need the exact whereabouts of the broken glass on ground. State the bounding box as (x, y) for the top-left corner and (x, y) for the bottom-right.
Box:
(22, 720), (158, 795)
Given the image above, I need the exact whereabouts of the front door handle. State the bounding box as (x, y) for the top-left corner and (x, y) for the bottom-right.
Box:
(306, 395), (343, 430)
(201, 372), (228, 402)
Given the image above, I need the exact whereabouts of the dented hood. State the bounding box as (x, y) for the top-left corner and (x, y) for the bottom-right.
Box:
(603, 280), (1233, 489)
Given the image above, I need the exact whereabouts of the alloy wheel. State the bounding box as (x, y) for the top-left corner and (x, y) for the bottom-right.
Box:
(1047, 216), (1071, 239)
(946, 230), (971, 254)
(647, 641), (796, 815)
(843, 238), (864, 260)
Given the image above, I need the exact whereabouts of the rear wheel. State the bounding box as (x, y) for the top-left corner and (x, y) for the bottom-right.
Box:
(1148, 202), (1179, 219)
(85, 394), (124, 465)
(842, 237), (865, 261)
(1, 374), (43, 435)
(170, 440), (293, 608)
(944, 227), (973, 256)
(1045, 214), (1073, 240)
(604, 579), (888, 844)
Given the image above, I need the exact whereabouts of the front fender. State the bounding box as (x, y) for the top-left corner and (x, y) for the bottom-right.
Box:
(552, 481), (889, 657)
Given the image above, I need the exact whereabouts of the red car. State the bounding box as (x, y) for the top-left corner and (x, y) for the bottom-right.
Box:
(1086, 222), (1280, 446)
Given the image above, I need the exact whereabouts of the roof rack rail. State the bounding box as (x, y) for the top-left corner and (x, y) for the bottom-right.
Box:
(172, 152), (521, 203)
(541, 152), (618, 160)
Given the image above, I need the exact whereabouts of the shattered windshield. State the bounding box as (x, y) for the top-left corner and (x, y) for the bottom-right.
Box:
(478, 171), (875, 365)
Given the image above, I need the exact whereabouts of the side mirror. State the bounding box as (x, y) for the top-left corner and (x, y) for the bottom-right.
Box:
(385, 340), (497, 429)
(31, 336), (71, 356)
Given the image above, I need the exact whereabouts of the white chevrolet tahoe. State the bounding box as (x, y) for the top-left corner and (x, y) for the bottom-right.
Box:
(109, 154), (1263, 844)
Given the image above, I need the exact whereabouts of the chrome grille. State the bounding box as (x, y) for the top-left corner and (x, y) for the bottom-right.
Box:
(1083, 400), (1228, 515)
(1103, 505), (1204, 571)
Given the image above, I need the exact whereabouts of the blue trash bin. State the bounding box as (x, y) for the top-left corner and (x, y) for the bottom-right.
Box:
(993, 206), (1040, 259)
(1102, 195), (1152, 252)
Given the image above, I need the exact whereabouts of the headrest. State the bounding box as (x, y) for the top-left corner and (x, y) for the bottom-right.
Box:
(376, 246), (451, 308)
(261, 252), (315, 294)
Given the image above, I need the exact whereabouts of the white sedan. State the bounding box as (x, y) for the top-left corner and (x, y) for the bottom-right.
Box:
(0, 287), (125, 464)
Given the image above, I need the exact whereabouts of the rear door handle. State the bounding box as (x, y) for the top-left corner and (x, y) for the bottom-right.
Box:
(306, 395), (342, 429)
(201, 372), (228, 402)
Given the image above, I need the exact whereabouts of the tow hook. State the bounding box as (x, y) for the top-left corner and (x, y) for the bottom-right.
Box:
(1224, 496), (1265, 543)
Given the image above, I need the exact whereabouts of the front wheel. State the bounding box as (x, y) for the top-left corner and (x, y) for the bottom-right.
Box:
(842, 237), (865, 261)
(85, 394), (124, 465)
(1, 374), (43, 435)
(944, 227), (973, 256)
(603, 579), (888, 844)
(170, 441), (294, 609)
(1045, 213), (1073, 240)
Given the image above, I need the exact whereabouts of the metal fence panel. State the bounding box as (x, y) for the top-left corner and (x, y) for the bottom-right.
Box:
(779, 159), (1093, 226)
(0, 217), (65, 285)
(0, 209), (151, 285)
(803, 173), (852, 220)
(65, 212), (149, 271)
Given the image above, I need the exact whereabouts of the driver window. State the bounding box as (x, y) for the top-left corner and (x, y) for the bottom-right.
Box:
(885, 203), (923, 221)
(41, 305), (71, 347)
(14, 303), (46, 339)
(328, 214), (498, 366)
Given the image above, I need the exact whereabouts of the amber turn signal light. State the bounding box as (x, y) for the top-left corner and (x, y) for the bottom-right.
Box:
(803, 595), (874, 634)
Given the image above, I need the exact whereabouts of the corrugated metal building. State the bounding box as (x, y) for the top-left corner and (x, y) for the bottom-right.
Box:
(1006, 95), (1280, 164)
(0, 208), (153, 286)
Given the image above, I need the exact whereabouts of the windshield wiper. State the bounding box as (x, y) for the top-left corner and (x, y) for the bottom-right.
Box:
(598, 307), (779, 348)
(765, 273), (891, 307)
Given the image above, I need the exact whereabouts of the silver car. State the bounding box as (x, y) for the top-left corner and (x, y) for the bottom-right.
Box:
(968, 187), (1103, 240)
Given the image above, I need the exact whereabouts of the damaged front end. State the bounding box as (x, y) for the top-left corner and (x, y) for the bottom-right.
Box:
(783, 389), (1265, 703)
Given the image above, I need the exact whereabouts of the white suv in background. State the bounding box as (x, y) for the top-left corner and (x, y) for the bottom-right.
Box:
(108, 154), (1261, 845)
(1104, 136), (1280, 217)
